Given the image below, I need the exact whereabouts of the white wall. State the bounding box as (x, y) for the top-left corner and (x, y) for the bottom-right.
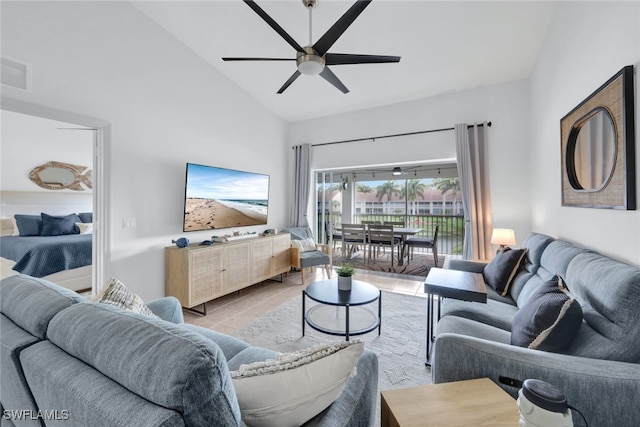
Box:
(530, 1), (640, 265)
(1, 110), (93, 193)
(1, 2), (289, 300)
(288, 79), (533, 249)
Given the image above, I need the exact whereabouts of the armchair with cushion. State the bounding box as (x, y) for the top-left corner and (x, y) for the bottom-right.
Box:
(283, 227), (331, 285)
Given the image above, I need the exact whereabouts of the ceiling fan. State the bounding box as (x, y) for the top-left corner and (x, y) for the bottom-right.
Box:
(222, 0), (400, 94)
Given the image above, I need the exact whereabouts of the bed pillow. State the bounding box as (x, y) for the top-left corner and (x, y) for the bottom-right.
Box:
(0, 217), (18, 236)
(231, 341), (364, 427)
(483, 247), (527, 296)
(14, 214), (43, 236)
(76, 222), (93, 234)
(78, 212), (93, 223)
(511, 275), (583, 352)
(41, 213), (81, 236)
(94, 278), (158, 318)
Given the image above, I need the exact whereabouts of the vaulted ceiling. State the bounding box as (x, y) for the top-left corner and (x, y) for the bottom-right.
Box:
(133, 1), (557, 123)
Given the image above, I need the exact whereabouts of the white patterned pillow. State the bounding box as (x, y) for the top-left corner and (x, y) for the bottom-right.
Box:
(231, 341), (364, 427)
(76, 222), (93, 234)
(291, 237), (317, 252)
(95, 278), (157, 318)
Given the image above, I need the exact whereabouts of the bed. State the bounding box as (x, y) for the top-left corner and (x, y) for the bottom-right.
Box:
(0, 216), (93, 292)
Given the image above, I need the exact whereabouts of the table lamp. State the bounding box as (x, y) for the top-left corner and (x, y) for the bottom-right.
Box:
(491, 228), (516, 250)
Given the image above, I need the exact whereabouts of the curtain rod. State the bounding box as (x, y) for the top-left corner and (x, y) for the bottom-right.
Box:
(302, 121), (491, 148)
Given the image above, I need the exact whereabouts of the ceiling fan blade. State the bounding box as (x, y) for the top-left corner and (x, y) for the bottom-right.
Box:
(312, 0), (372, 56)
(222, 57), (295, 61)
(325, 53), (401, 65)
(277, 70), (301, 94)
(243, 0), (304, 53)
(319, 67), (349, 94)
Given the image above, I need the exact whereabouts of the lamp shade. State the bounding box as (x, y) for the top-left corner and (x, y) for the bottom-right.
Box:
(491, 228), (516, 247)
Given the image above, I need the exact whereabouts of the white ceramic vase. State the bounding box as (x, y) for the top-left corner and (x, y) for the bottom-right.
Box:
(338, 275), (352, 291)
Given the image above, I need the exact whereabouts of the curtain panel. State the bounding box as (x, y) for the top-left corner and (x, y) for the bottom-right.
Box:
(290, 144), (311, 228)
(455, 123), (493, 260)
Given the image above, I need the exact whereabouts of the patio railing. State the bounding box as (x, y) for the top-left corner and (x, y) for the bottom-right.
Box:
(319, 214), (465, 256)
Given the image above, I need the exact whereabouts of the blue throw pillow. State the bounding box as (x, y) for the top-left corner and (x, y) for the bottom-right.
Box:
(511, 275), (583, 352)
(483, 247), (527, 296)
(41, 213), (81, 236)
(14, 214), (43, 236)
(78, 212), (93, 223)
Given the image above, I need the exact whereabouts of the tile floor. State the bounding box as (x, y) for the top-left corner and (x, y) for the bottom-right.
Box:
(183, 267), (427, 333)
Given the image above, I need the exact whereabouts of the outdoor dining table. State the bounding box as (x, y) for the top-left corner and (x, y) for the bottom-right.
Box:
(335, 226), (422, 265)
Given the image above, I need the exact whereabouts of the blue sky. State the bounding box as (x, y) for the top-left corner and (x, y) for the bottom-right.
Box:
(186, 163), (269, 200)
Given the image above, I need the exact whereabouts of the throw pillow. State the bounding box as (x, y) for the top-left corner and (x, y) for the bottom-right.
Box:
(511, 275), (583, 352)
(291, 237), (317, 252)
(95, 278), (158, 318)
(231, 341), (364, 427)
(483, 247), (527, 296)
(76, 222), (93, 234)
(14, 214), (43, 236)
(41, 213), (80, 236)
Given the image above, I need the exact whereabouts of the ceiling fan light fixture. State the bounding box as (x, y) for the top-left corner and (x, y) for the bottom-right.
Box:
(392, 167), (402, 176)
(297, 48), (325, 75)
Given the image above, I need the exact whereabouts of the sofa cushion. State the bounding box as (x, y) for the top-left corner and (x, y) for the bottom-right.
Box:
(46, 303), (242, 426)
(0, 315), (42, 427)
(511, 275), (582, 352)
(94, 278), (158, 318)
(564, 253), (640, 362)
(508, 232), (555, 302)
(483, 247), (527, 296)
(20, 341), (184, 427)
(516, 240), (592, 308)
(441, 297), (518, 332)
(0, 275), (85, 339)
(230, 341), (364, 427)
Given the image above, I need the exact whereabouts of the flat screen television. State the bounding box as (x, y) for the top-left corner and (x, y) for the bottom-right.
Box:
(183, 163), (269, 232)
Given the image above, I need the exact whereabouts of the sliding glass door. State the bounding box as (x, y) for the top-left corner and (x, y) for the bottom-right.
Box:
(315, 171), (342, 244)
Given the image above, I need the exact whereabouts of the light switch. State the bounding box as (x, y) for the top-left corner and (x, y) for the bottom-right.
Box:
(122, 218), (137, 229)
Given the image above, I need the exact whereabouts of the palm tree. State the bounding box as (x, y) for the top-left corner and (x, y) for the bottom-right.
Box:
(356, 183), (373, 195)
(399, 179), (427, 214)
(432, 177), (461, 214)
(376, 181), (399, 214)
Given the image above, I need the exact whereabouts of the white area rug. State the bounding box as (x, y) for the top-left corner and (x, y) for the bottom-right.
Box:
(232, 291), (432, 426)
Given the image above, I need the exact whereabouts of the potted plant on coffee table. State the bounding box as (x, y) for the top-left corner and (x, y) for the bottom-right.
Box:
(336, 263), (355, 291)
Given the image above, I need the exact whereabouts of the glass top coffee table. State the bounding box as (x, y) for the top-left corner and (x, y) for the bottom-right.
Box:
(302, 279), (381, 341)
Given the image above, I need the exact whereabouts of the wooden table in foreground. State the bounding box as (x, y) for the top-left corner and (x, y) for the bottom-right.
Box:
(380, 378), (519, 427)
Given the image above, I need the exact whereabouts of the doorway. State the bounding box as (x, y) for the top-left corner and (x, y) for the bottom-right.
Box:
(1, 98), (110, 293)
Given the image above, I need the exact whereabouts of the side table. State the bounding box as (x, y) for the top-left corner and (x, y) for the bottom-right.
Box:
(380, 378), (519, 427)
(424, 267), (486, 365)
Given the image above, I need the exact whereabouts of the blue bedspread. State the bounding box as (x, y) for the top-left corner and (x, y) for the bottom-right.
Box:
(0, 234), (92, 277)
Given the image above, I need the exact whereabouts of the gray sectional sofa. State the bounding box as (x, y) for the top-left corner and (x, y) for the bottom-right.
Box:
(0, 274), (378, 427)
(432, 232), (640, 427)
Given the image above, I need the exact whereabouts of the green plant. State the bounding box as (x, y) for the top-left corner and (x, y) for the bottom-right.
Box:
(336, 263), (355, 277)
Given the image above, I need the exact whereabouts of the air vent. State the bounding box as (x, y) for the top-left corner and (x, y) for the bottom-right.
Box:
(1, 57), (32, 92)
